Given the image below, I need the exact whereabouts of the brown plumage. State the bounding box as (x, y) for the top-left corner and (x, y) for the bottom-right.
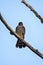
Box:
(16, 22), (26, 48)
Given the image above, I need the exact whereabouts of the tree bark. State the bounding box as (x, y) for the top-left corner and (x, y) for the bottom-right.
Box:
(0, 13), (43, 59)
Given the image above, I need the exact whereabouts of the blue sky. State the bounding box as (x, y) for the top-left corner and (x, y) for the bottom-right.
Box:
(0, 0), (43, 65)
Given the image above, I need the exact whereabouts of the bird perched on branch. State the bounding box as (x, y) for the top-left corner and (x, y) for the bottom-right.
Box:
(15, 22), (26, 48)
(10, 22), (26, 48)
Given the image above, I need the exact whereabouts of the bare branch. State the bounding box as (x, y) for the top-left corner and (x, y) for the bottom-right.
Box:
(0, 13), (43, 59)
(21, 0), (43, 23)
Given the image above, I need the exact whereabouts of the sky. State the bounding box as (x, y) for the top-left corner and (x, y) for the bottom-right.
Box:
(0, 0), (43, 65)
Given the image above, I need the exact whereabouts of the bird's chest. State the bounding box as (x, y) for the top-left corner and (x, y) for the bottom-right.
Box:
(17, 26), (23, 38)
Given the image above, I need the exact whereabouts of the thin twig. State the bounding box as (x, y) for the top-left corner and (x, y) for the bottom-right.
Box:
(21, 0), (43, 23)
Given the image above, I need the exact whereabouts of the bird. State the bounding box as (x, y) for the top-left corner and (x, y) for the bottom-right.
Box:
(15, 22), (26, 48)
